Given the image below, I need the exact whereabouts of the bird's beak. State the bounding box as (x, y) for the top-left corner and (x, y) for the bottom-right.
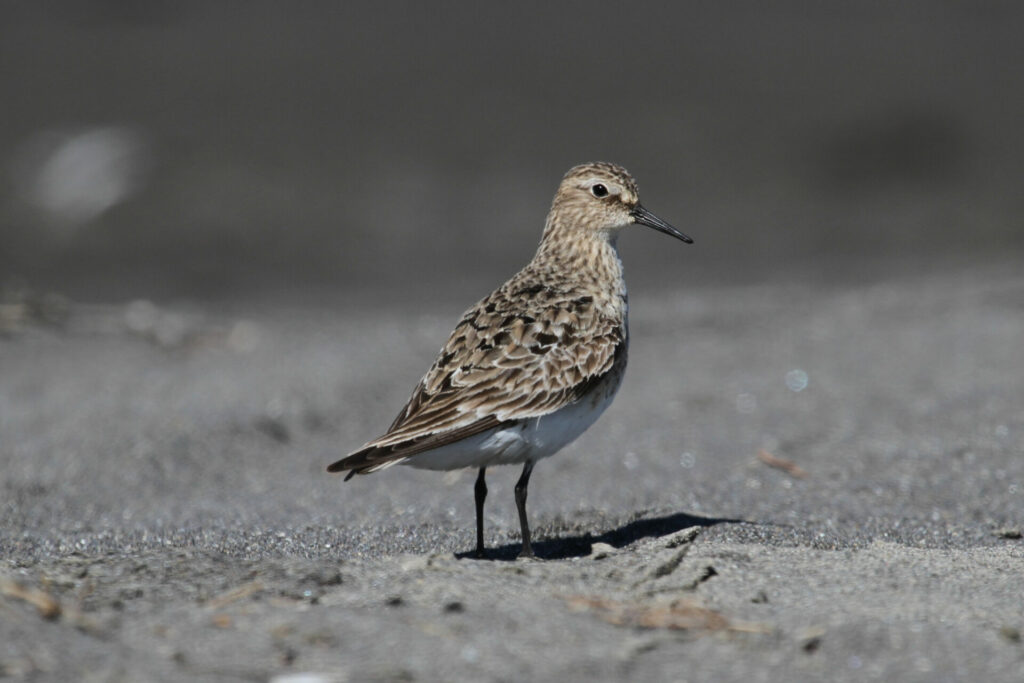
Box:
(631, 205), (693, 244)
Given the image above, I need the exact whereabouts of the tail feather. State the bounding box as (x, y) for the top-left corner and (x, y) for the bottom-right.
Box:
(326, 444), (399, 477)
(327, 415), (505, 479)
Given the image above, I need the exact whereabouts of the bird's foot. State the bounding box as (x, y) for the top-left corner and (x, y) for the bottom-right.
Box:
(517, 546), (537, 560)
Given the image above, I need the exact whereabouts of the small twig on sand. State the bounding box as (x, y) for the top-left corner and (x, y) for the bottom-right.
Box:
(563, 595), (728, 631)
(0, 577), (62, 620)
(756, 449), (808, 479)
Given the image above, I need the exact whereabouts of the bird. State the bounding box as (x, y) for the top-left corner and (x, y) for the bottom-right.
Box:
(328, 162), (692, 558)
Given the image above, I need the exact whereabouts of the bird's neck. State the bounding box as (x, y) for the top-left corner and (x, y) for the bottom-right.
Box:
(533, 216), (626, 302)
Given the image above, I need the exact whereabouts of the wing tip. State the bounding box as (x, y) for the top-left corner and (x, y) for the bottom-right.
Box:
(327, 444), (393, 480)
(326, 460), (366, 481)
(326, 449), (366, 477)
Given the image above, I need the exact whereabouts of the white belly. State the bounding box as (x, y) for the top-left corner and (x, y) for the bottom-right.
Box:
(403, 387), (618, 471)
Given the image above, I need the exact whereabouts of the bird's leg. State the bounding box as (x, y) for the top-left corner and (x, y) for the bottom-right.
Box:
(514, 461), (535, 558)
(474, 467), (487, 558)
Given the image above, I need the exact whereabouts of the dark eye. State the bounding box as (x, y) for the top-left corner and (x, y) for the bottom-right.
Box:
(591, 184), (608, 198)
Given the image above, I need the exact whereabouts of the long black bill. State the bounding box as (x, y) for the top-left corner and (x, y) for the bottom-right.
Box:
(631, 204), (693, 244)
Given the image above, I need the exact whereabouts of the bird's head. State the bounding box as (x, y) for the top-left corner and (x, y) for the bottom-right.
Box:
(546, 162), (692, 244)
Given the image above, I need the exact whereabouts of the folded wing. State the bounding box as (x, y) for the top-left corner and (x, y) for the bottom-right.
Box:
(327, 277), (625, 478)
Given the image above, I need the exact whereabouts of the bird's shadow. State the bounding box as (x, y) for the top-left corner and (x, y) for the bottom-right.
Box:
(455, 511), (749, 562)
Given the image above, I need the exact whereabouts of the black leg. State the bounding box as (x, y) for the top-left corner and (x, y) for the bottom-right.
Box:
(474, 467), (487, 558)
(514, 461), (535, 558)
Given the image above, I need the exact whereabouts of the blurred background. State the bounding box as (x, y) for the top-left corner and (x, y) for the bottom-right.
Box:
(1, 1), (1022, 303)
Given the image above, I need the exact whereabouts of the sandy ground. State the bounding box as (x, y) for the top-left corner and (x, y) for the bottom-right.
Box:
(2, 262), (1023, 682)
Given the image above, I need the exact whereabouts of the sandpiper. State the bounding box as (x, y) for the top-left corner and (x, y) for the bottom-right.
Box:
(328, 162), (692, 558)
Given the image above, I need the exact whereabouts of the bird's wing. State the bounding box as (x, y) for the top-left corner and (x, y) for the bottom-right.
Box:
(327, 277), (625, 476)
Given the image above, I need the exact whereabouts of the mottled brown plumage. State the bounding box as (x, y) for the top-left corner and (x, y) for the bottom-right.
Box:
(327, 162), (692, 557)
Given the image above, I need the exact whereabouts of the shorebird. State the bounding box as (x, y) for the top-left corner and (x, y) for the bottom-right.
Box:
(328, 162), (692, 558)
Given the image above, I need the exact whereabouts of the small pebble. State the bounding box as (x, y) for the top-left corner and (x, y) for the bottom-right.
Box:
(798, 626), (826, 653)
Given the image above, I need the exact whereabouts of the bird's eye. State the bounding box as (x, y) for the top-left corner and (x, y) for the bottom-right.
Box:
(591, 184), (608, 198)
